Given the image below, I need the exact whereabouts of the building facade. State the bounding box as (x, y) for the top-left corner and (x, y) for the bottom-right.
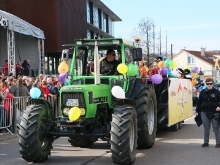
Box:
(0, 0), (121, 74)
(174, 49), (220, 81)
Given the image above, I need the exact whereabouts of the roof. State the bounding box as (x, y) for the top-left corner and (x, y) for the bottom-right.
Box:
(0, 10), (45, 39)
(174, 49), (220, 66)
(91, 0), (122, 21)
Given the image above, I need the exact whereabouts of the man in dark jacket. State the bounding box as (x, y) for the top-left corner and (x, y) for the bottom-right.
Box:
(7, 77), (19, 97)
(100, 49), (120, 75)
(22, 60), (30, 76)
(17, 78), (29, 97)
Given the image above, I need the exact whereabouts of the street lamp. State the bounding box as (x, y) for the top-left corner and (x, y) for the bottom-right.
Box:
(134, 36), (140, 47)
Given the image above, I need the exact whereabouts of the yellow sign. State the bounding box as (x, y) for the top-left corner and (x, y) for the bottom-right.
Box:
(168, 78), (193, 126)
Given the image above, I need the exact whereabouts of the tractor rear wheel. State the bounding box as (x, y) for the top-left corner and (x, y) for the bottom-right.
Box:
(68, 137), (94, 148)
(135, 84), (157, 149)
(110, 105), (137, 165)
(18, 104), (54, 162)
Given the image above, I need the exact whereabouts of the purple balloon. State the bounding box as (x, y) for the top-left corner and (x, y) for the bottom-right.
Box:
(159, 67), (168, 75)
(192, 67), (199, 73)
(151, 74), (163, 84)
(58, 72), (67, 83)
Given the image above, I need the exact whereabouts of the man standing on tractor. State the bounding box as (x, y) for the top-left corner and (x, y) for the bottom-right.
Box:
(100, 49), (120, 75)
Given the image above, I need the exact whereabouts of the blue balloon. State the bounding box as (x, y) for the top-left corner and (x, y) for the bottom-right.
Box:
(30, 87), (41, 99)
(167, 68), (172, 75)
(65, 78), (68, 86)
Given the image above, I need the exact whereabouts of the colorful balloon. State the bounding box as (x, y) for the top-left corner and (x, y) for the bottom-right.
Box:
(68, 107), (81, 121)
(164, 59), (172, 68)
(111, 86), (125, 99)
(58, 60), (69, 74)
(167, 68), (172, 75)
(127, 64), (138, 76)
(117, 63), (128, 74)
(159, 67), (168, 75)
(58, 72), (67, 83)
(191, 79), (197, 86)
(170, 61), (177, 69)
(157, 61), (164, 68)
(192, 67), (199, 73)
(192, 73), (198, 78)
(30, 87), (41, 99)
(150, 74), (163, 84)
(185, 66), (192, 72)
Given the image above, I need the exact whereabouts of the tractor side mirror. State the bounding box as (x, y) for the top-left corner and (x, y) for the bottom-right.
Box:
(132, 48), (142, 61)
(61, 49), (69, 61)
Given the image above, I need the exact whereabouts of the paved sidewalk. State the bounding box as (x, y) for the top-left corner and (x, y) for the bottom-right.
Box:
(0, 132), (17, 141)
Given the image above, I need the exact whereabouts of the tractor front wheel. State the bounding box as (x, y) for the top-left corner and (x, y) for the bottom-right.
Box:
(18, 104), (54, 162)
(110, 104), (137, 165)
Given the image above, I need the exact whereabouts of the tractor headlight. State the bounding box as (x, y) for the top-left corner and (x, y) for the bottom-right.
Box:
(63, 108), (70, 116)
(80, 108), (85, 115)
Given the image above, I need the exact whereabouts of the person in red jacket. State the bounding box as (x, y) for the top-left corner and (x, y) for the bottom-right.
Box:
(40, 80), (55, 100)
(2, 60), (8, 76)
(16, 61), (24, 77)
(0, 81), (14, 127)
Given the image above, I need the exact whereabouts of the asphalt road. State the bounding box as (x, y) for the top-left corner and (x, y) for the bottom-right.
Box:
(0, 116), (220, 165)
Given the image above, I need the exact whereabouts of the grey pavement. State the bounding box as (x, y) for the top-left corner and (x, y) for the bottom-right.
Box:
(0, 132), (17, 141)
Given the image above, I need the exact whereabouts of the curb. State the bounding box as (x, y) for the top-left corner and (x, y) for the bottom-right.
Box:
(0, 133), (17, 141)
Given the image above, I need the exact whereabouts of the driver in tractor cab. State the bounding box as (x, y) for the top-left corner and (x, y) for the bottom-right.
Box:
(100, 49), (120, 75)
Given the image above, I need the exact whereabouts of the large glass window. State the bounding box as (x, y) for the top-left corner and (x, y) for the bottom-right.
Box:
(93, 4), (98, 28)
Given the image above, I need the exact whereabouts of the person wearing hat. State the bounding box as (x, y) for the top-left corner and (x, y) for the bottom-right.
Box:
(177, 68), (191, 79)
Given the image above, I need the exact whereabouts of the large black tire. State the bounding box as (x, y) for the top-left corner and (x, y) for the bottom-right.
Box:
(135, 84), (157, 149)
(68, 137), (94, 148)
(110, 105), (137, 165)
(18, 104), (54, 162)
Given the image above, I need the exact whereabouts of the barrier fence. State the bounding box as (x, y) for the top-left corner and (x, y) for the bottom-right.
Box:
(0, 96), (60, 134)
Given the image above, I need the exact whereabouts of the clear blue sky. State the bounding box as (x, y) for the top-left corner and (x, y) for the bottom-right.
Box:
(102, 0), (220, 54)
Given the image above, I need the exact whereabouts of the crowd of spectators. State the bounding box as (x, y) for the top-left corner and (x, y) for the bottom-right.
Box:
(0, 72), (62, 133)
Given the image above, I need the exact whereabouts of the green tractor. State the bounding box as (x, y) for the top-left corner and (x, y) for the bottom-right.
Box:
(18, 38), (157, 165)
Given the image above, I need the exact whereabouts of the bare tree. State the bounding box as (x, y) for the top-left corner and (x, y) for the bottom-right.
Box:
(132, 18), (157, 68)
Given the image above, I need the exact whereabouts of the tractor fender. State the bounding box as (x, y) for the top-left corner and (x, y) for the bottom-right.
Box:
(126, 78), (153, 100)
(31, 98), (53, 109)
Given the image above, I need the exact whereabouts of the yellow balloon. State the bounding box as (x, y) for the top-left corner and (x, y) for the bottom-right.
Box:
(185, 66), (192, 71)
(117, 63), (128, 74)
(157, 61), (164, 68)
(58, 61), (69, 74)
(170, 61), (177, 69)
(192, 73), (198, 78)
(68, 107), (81, 121)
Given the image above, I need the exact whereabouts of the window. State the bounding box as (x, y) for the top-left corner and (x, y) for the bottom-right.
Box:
(188, 56), (195, 64)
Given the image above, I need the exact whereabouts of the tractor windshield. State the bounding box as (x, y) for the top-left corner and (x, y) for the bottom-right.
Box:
(70, 39), (136, 76)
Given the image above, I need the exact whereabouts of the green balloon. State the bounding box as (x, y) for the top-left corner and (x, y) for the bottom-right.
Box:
(128, 64), (138, 76)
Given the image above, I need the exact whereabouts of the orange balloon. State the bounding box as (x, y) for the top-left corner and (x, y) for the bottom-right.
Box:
(191, 79), (197, 86)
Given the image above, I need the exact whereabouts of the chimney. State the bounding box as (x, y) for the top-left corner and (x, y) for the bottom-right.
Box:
(201, 47), (206, 56)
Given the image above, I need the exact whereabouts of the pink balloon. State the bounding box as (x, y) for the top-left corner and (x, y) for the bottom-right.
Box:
(151, 74), (163, 84)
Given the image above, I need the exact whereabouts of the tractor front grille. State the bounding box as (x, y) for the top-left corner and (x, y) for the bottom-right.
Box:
(61, 92), (86, 108)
